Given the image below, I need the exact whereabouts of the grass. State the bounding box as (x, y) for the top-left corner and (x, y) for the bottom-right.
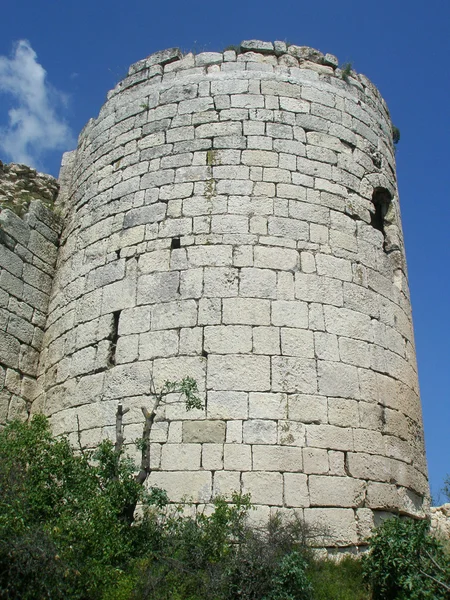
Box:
(308, 556), (371, 600)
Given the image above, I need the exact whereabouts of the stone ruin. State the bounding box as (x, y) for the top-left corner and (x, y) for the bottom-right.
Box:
(0, 40), (430, 549)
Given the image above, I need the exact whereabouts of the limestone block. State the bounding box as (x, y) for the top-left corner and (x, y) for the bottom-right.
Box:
(224, 443), (252, 470)
(278, 420), (305, 446)
(151, 300), (197, 330)
(295, 273), (343, 306)
(353, 428), (384, 455)
(309, 475), (366, 508)
(161, 443), (201, 470)
(207, 391), (248, 419)
(303, 448), (329, 474)
(252, 326), (280, 355)
(203, 267), (239, 297)
(242, 149), (279, 167)
(328, 451), (346, 476)
(281, 328), (314, 358)
(208, 354), (270, 392)
(339, 337), (371, 368)
(101, 277), (136, 314)
(6, 314), (34, 345)
(253, 445), (303, 471)
(287, 394), (327, 424)
(104, 361), (152, 399)
(284, 473), (309, 507)
(366, 482), (399, 510)
(183, 420), (226, 443)
(241, 40), (274, 54)
(272, 356), (316, 393)
(179, 327), (203, 355)
(118, 306), (151, 335)
(317, 360), (359, 398)
(148, 471), (211, 503)
(187, 245), (232, 267)
(315, 254), (352, 282)
(254, 246), (299, 271)
(213, 471), (241, 498)
(248, 392), (287, 419)
(223, 298), (270, 326)
(306, 424), (354, 452)
(346, 452), (391, 482)
(271, 300), (308, 328)
(139, 329), (179, 359)
(0, 270), (24, 300)
(314, 332), (339, 361)
(328, 397), (359, 427)
(204, 325), (252, 354)
(243, 419), (277, 444)
(116, 334), (139, 363)
(304, 508), (358, 547)
(137, 271), (179, 305)
(0, 244), (23, 277)
(242, 471), (283, 505)
(226, 420), (243, 443)
(239, 268), (277, 299)
(198, 298), (221, 325)
(202, 444), (224, 470)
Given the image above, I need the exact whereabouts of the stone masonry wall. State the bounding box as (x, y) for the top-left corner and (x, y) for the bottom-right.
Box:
(34, 40), (428, 548)
(0, 163), (62, 423)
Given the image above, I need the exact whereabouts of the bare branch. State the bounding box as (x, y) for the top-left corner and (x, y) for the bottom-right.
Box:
(423, 548), (447, 575)
(114, 403), (130, 456)
(135, 396), (160, 485)
(76, 415), (88, 459)
(418, 569), (450, 592)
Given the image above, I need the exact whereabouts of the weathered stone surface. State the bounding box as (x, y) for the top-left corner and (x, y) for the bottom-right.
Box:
(183, 420), (226, 443)
(1, 41), (426, 549)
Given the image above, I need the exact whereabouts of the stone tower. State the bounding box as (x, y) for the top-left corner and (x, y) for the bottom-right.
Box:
(0, 41), (429, 548)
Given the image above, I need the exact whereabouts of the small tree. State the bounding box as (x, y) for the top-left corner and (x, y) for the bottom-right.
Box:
(0, 376), (203, 599)
(363, 517), (450, 599)
(79, 376), (203, 524)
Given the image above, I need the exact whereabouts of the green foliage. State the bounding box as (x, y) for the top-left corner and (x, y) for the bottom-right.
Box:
(308, 556), (369, 600)
(133, 504), (314, 600)
(0, 415), (163, 598)
(392, 125), (401, 145)
(341, 62), (353, 82)
(161, 376), (203, 411)
(363, 517), (450, 599)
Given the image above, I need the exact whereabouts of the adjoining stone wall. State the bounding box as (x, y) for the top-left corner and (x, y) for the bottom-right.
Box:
(430, 504), (450, 541)
(33, 40), (428, 548)
(0, 164), (62, 424)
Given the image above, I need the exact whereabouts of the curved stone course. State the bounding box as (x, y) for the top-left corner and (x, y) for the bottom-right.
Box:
(32, 40), (428, 547)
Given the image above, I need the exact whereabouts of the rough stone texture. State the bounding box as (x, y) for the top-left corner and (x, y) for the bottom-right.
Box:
(430, 504), (450, 541)
(0, 40), (429, 549)
(0, 165), (62, 423)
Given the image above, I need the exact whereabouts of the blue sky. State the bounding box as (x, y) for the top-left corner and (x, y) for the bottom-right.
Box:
(0, 0), (448, 502)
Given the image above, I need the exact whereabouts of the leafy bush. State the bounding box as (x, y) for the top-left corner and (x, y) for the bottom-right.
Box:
(133, 503), (313, 600)
(0, 415), (162, 598)
(362, 517), (450, 599)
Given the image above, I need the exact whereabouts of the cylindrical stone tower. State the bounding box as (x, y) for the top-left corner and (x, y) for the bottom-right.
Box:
(35, 40), (429, 548)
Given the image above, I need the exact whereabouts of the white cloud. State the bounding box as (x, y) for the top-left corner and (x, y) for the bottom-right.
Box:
(0, 40), (74, 170)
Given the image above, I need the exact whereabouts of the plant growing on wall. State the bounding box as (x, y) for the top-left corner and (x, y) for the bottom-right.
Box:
(111, 376), (203, 523)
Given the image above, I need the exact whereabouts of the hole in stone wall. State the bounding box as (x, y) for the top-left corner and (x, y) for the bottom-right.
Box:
(371, 188), (392, 243)
(202, 349), (208, 358)
(171, 237), (181, 249)
(109, 311), (121, 366)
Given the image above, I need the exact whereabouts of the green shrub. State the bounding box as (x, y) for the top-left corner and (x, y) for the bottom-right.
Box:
(363, 517), (450, 599)
(0, 415), (164, 598)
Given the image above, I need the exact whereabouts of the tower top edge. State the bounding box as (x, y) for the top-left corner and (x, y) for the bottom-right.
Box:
(107, 40), (387, 114)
